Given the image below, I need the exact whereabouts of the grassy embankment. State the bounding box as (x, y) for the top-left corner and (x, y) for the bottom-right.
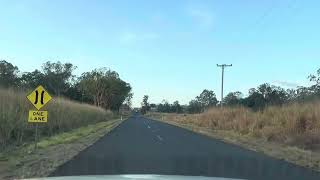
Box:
(147, 101), (320, 171)
(0, 88), (118, 150)
(0, 88), (125, 179)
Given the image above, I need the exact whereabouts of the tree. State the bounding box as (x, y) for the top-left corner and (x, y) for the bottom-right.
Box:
(79, 68), (131, 111)
(149, 103), (156, 111)
(188, 99), (202, 113)
(172, 100), (183, 113)
(0, 60), (20, 88)
(109, 79), (132, 111)
(242, 84), (289, 110)
(63, 82), (89, 103)
(156, 100), (180, 113)
(242, 90), (266, 110)
(79, 68), (115, 107)
(41, 61), (77, 96)
(286, 88), (297, 102)
(141, 95), (150, 114)
(157, 100), (168, 113)
(80, 69), (103, 106)
(196, 89), (218, 111)
(256, 84), (288, 106)
(257, 83), (273, 99)
(124, 92), (133, 109)
(309, 68), (320, 85)
(20, 70), (45, 89)
(268, 85), (288, 105)
(295, 86), (313, 102)
(150, 103), (157, 108)
(223, 91), (243, 106)
(308, 68), (320, 97)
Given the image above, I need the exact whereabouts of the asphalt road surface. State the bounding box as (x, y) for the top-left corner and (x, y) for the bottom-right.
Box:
(51, 114), (320, 180)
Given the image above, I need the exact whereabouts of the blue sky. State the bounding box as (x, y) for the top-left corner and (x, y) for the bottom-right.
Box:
(1, 0), (320, 107)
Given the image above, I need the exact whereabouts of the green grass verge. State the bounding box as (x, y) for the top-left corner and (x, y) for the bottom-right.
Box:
(36, 120), (119, 148)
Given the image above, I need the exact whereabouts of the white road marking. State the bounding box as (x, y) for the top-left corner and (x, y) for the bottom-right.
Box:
(148, 125), (151, 129)
(156, 135), (163, 141)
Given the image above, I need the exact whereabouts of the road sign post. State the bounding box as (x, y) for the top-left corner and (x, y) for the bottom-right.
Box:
(35, 124), (38, 149)
(26, 85), (52, 149)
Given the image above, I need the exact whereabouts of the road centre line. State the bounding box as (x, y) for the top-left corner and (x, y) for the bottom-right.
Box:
(156, 135), (163, 141)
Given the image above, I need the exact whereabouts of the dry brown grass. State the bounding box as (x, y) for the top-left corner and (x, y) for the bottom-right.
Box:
(149, 102), (320, 151)
(0, 88), (116, 150)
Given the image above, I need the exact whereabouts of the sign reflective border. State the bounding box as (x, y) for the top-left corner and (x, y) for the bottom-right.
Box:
(28, 110), (48, 123)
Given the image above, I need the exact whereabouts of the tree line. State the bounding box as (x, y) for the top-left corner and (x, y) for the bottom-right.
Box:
(141, 68), (320, 114)
(0, 60), (132, 111)
(140, 95), (184, 114)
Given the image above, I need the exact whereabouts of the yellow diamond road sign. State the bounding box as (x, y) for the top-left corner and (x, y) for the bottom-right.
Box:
(28, 110), (48, 123)
(27, 85), (52, 110)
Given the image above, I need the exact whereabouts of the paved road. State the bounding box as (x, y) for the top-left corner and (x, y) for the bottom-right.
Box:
(51, 114), (320, 180)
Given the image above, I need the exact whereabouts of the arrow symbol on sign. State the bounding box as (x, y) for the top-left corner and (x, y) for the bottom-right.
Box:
(34, 90), (38, 104)
(41, 91), (44, 105)
(34, 90), (45, 105)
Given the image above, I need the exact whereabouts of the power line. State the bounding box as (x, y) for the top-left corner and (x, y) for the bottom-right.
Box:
(217, 64), (232, 108)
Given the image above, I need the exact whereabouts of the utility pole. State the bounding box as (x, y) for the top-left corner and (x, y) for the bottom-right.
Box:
(217, 64), (232, 108)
